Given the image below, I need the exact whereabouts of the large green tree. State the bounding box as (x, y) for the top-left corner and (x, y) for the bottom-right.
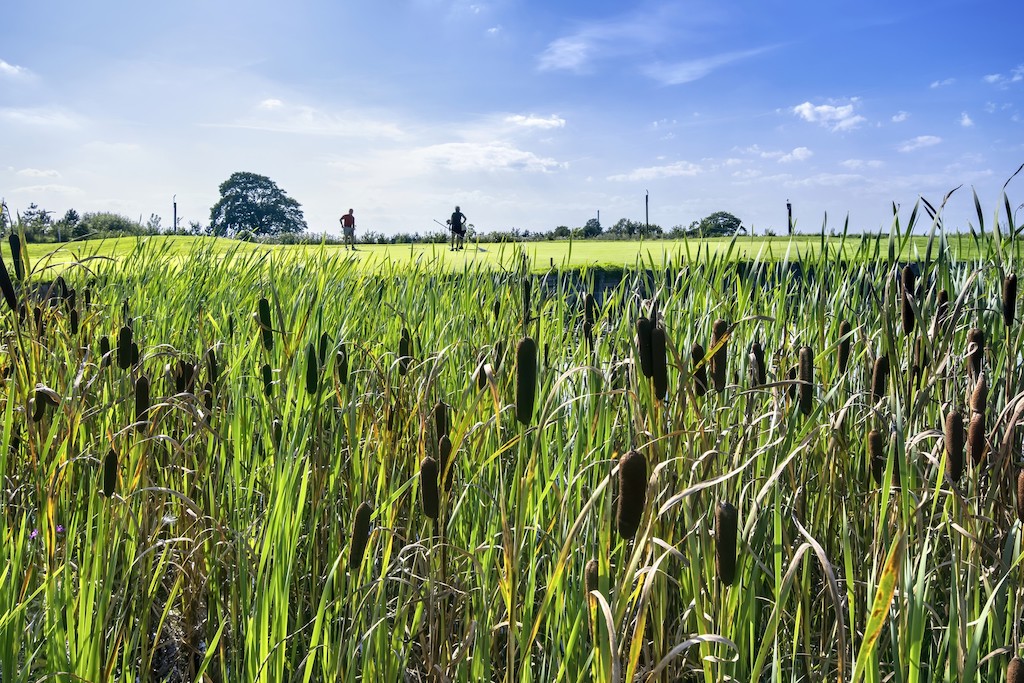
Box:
(690, 211), (744, 237)
(208, 172), (307, 237)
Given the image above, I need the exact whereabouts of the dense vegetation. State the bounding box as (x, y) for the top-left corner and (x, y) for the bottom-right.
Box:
(3, 196), (1024, 681)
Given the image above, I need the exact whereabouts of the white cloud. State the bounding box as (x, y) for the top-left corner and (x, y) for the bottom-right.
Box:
(787, 173), (863, 188)
(535, 8), (678, 73)
(538, 35), (595, 72)
(642, 46), (776, 86)
(259, 98), (284, 109)
(0, 107), (80, 128)
(983, 66), (1024, 87)
(0, 59), (32, 80)
(778, 147), (813, 163)
(930, 78), (955, 88)
(11, 184), (84, 196)
(414, 141), (565, 172)
(891, 111), (909, 123)
(792, 99), (866, 132)
(17, 168), (60, 178)
(960, 112), (974, 127)
(487, 26), (501, 35)
(504, 114), (565, 129)
(897, 135), (941, 152)
(83, 141), (142, 154)
(607, 160), (701, 181)
(218, 101), (403, 139)
(841, 159), (883, 170)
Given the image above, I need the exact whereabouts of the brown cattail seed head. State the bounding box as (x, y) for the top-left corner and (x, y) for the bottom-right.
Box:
(522, 277), (531, 329)
(1016, 472), (1024, 524)
(837, 321), (853, 375)
(1009, 655), (1024, 683)
(1004, 274), (1017, 328)
(750, 341), (766, 387)
(798, 346), (814, 416)
(871, 355), (889, 402)
(439, 435), (454, 491)
(99, 335), (111, 367)
(349, 501), (373, 570)
(420, 457), (439, 520)
(135, 375), (150, 425)
(901, 265), (916, 335)
(102, 448), (117, 498)
(966, 327), (984, 380)
(433, 400), (449, 441)
(398, 327), (412, 375)
(117, 325), (133, 370)
(970, 373), (987, 416)
(968, 413), (986, 466)
(583, 293), (596, 347)
(305, 342), (319, 395)
(318, 332), (329, 365)
(936, 289), (950, 329)
(515, 337), (538, 425)
(868, 429), (886, 485)
(0, 251), (17, 314)
(616, 450), (647, 539)
(584, 558), (599, 596)
(787, 366), (798, 400)
(635, 316), (654, 378)
(651, 325), (668, 401)
(691, 343), (708, 396)
(944, 409), (965, 483)
(257, 297), (273, 351)
(261, 363), (273, 397)
(711, 319), (729, 393)
(70, 309), (79, 335)
(9, 233), (23, 282)
(715, 502), (739, 586)
(206, 347), (218, 385)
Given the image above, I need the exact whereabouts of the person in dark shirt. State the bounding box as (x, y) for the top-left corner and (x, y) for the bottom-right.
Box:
(448, 206), (466, 251)
(340, 209), (357, 250)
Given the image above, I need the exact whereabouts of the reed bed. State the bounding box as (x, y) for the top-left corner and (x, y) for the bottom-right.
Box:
(3, 198), (1024, 682)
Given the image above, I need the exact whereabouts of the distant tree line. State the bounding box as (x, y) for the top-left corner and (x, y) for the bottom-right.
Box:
(3, 170), (747, 244)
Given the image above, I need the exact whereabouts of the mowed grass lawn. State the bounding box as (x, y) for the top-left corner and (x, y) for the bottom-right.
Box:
(18, 231), (1015, 274)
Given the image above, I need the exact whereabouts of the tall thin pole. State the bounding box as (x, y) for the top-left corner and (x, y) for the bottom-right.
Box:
(787, 200), (793, 236)
(645, 190), (649, 235)
(173, 195), (178, 234)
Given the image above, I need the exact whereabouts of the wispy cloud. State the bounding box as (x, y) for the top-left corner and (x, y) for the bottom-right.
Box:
(930, 78), (955, 88)
(504, 114), (565, 130)
(841, 159), (883, 170)
(607, 160), (701, 182)
(0, 59), (32, 80)
(0, 107), (80, 128)
(11, 184), (83, 196)
(982, 64), (1024, 87)
(17, 168), (61, 178)
(778, 147), (813, 163)
(960, 112), (974, 127)
(792, 99), (866, 132)
(643, 46), (776, 86)
(891, 111), (909, 123)
(897, 135), (941, 152)
(413, 141), (565, 173)
(217, 100), (403, 138)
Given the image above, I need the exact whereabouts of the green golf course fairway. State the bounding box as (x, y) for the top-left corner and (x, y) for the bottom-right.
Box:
(17, 231), (1008, 274)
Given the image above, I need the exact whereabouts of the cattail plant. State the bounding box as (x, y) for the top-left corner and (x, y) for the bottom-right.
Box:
(99, 335), (111, 368)
(651, 324), (668, 401)
(0, 252), (16, 314)
(838, 320), (853, 375)
(616, 449), (647, 539)
(420, 456), (439, 520)
(901, 265), (916, 335)
(1009, 655), (1024, 683)
(691, 343), (709, 396)
(968, 413), (986, 466)
(117, 325), (133, 370)
(798, 346), (813, 416)
(970, 373), (987, 417)
(715, 502), (738, 586)
(305, 342), (319, 395)
(336, 343), (348, 385)
(9, 233), (23, 282)
(871, 355), (889, 402)
(319, 331), (330, 365)
(516, 337), (538, 425)
(399, 327), (412, 375)
(135, 375), (150, 425)
(70, 309), (79, 336)
(522, 277), (531, 332)
(203, 382), (214, 418)
(261, 363), (273, 397)
(433, 400), (449, 441)
(132, 343), (139, 366)
(102, 448), (117, 498)
(206, 347), (219, 385)
(868, 429), (889, 485)
(349, 501), (373, 570)
(967, 327), (984, 380)
(749, 341), (766, 387)
(711, 319), (729, 393)
(584, 558), (599, 596)
(439, 435), (454, 492)
(1004, 274), (1017, 327)
(636, 315), (654, 378)
(257, 297), (273, 351)
(945, 409), (965, 483)
(583, 292), (596, 349)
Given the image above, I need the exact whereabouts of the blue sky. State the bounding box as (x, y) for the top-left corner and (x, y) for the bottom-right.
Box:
(1, 0), (1022, 237)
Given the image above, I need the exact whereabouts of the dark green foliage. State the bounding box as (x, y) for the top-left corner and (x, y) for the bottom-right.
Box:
(209, 171), (307, 237)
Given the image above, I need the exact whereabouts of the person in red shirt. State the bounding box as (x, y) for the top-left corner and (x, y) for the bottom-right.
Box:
(340, 209), (357, 250)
